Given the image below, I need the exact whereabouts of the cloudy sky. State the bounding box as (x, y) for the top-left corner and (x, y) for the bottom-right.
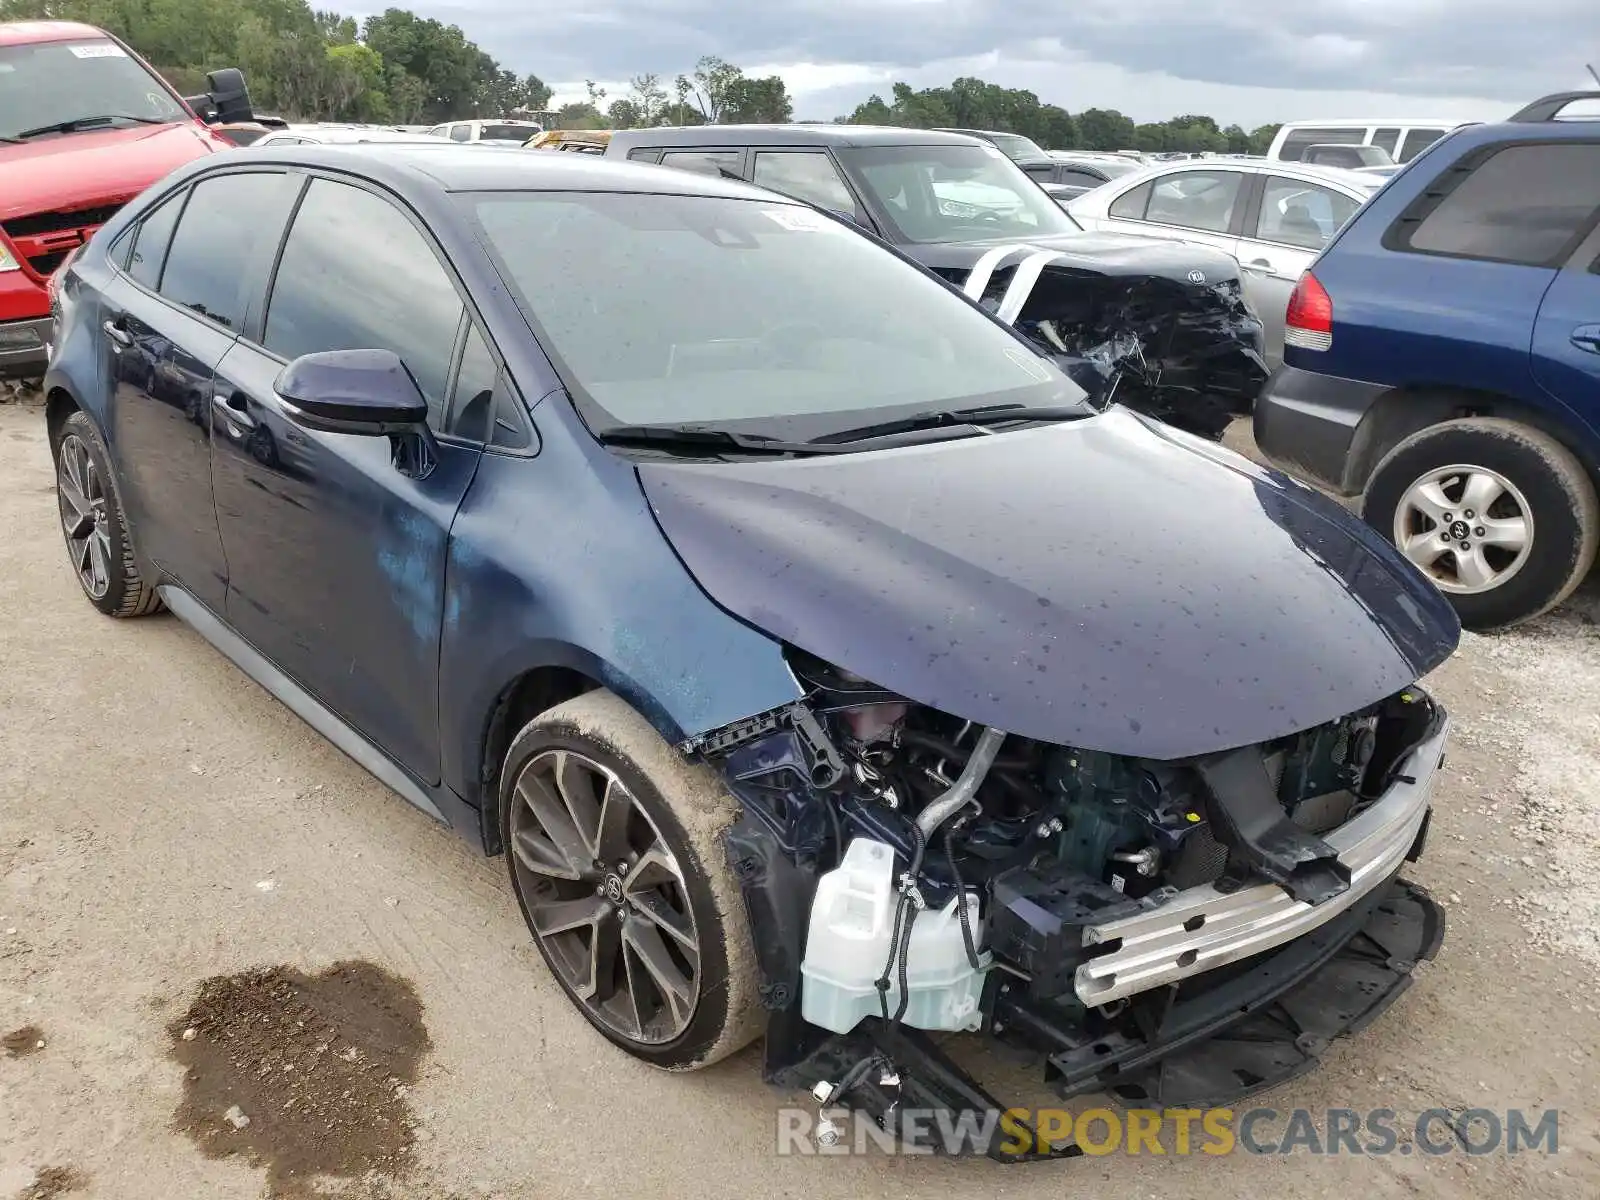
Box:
(408, 0), (1596, 126)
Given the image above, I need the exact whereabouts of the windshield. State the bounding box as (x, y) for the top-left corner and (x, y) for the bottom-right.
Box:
(465, 191), (1087, 440)
(0, 39), (185, 140)
(979, 132), (1049, 161)
(839, 145), (1081, 244)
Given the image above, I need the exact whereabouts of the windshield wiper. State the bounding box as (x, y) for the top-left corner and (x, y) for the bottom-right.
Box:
(809, 403), (1088, 445)
(596, 424), (848, 457)
(12, 113), (170, 140)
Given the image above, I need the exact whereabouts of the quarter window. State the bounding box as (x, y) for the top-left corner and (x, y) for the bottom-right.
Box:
(1397, 143), (1600, 266)
(1144, 171), (1244, 233)
(752, 151), (856, 213)
(263, 179), (464, 425)
(1397, 128), (1448, 163)
(1256, 178), (1360, 250)
(1109, 181), (1152, 220)
(1371, 127), (1402, 157)
(449, 324), (497, 442)
(159, 172), (299, 330)
(127, 190), (185, 289)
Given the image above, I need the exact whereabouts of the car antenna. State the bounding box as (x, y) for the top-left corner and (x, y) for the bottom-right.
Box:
(1588, 63), (1600, 87)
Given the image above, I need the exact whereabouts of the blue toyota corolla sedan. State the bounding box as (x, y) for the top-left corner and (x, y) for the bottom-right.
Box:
(43, 145), (1460, 1158)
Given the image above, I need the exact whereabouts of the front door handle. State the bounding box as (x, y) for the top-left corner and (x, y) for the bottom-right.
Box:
(1572, 324), (1600, 355)
(102, 318), (132, 348)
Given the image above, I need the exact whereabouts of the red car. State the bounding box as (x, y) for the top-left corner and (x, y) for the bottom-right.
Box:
(0, 20), (251, 380)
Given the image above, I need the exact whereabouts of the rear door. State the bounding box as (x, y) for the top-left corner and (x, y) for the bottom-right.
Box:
(97, 170), (299, 612)
(1237, 174), (1364, 364)
(209, 175), (486, 784)
(1530, 162), (1600, 447)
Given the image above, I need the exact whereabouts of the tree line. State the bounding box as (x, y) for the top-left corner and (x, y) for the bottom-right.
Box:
(841, 79), (1282, 155)
(1, 0), (1280, 150)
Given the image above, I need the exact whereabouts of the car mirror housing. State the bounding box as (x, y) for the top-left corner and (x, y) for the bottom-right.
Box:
(185, 66), (254, 125)
(274, 349), (430, 436)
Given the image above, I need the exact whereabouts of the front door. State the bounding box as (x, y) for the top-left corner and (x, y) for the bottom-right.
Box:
(209, 176), (484, 784)
(1531, 221), (1600, 449)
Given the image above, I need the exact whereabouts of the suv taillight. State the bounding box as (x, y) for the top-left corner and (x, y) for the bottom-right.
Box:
(1284, 271), (1333, 351)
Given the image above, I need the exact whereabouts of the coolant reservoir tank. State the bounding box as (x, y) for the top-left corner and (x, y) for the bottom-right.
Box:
(800, 837), (987, 1034)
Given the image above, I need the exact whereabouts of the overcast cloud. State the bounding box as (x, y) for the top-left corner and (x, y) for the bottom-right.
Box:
(398, 0), (1596, 125)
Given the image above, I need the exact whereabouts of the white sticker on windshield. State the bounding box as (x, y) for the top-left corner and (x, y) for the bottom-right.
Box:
(761, 207), (836, 232)
(68, 43), (128, 58)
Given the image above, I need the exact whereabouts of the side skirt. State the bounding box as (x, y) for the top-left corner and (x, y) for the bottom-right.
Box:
(157, 584), (474, 835)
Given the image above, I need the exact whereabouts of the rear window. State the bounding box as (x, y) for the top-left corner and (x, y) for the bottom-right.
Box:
(1393, 143), (1600, 266)
(1279, 127), (1366, 161)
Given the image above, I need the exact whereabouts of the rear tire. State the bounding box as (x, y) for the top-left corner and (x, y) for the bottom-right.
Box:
(51, 410), (163, 618)
(499, 689), (761, 1070)
(1363, 418), (1598, 630)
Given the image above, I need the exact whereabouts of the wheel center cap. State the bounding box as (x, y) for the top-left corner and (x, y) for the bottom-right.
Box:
(602, 874), (625, 903)
(1448, 519), (1470, 540)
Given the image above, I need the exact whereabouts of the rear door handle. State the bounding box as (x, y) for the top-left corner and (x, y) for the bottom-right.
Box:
(102, 318), (132, 348)
(1572, 324), (1600, 354)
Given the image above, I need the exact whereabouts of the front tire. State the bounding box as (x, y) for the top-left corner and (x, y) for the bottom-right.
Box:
(52, 410), (163, 618)
(1363, 417), (1598, 630)
(500, 689), (761, 1069)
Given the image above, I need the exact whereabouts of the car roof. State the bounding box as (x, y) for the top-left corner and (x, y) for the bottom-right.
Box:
(1080, 156), (1382, 196)
(607, 124), (988, 150)
(215, 142), (799, 201)
(1277, 118), (1470, 128)
(0, 20), (112, 46)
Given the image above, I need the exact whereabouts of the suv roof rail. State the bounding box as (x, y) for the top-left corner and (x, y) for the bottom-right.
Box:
(1509, 91), (1600, 122)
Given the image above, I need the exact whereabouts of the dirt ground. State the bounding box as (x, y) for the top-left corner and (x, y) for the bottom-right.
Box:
(2, 397), (1597, 1199)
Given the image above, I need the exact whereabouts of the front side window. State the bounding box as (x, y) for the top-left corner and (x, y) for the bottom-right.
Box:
(1144, 171), (1244, 233)
(160, 173), (299, 330)
(448, 125), (470, 143)
(1256, 178), (1361, 249)
(752, 151), (856, 213)
(465, 191), (1086, 440)
(660, 150), (742, 177)
(264, 179), (464, 424)
(0, 38), (186, 140)
(1399, 143), (1600, 265)
(127, 191), (185, 289)
(840, 145), (1081, 243)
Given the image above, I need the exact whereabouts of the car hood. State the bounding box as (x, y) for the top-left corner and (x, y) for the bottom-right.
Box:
(914, 230), (1242, 282)
(638, 410), (1459, 759)
(0, 123), (217, 221)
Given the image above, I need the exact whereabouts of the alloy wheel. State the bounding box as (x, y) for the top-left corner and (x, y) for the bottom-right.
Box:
(56, 433), (114, 600)
(1393, 464), (1534, 595)
(507, 749), (701, 1044)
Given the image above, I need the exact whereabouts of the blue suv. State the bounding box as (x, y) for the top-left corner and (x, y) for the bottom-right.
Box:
(1255, 92), (1600, 630)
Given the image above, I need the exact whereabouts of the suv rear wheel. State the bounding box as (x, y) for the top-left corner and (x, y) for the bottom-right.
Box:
(499, 689), (761, 1069)
(1363, 417), (1598, 630)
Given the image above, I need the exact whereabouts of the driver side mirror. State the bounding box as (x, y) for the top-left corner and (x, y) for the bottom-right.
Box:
(275, 349), (437, 477)
(185, 67), (254, 125)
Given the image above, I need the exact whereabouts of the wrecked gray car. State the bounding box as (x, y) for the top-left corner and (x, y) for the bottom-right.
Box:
(606, 125), (1270, 440)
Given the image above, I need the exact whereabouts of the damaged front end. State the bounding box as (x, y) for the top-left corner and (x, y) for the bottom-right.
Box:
(926, 240), (1270, 440)
(689, 651), (1447, 1160)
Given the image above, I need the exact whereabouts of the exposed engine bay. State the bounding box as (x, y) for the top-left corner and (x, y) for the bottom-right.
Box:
(693, 647), (1448, 1159)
